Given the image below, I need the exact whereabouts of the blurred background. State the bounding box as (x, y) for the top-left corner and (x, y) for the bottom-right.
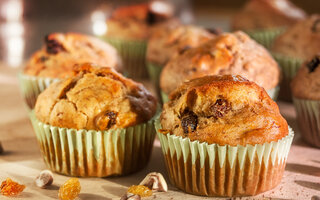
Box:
(0, 0), (318, 68)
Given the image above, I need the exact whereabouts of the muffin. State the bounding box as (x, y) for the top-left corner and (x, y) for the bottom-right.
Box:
(31, 64), (158, 177)
(232, 0), (306, 48)
(19, 32), (121, 109)
(160, 31), (280, 102)
(104, 1), (178, 78)
(146, 25), (217, 99)
(292, 54), (320, 148)
(272, 15), (320, 101)
(156, 75), (294, 197)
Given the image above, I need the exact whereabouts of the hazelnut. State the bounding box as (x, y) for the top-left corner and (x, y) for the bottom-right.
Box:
(120, 193), (141, 200)
(35, 170), (54, 188)
(139, 172), (168, 192)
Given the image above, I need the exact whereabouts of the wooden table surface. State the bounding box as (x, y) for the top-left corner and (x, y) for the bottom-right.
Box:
(0, 66), (320, 200)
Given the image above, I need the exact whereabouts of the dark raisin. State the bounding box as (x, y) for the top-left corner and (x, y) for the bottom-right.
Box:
(95, 111), (118, 130)
(45, 35), (66, 54)
(146, 11), (157, 25)
(206, 27), (220, 35)
(180, 110), (198, 134)
(307, 56), (320, 72)
(179, 45), (192, 54)
(210, 98), (231, 118)
(38, 56), (48, 63)
(312, 19), (320, 33)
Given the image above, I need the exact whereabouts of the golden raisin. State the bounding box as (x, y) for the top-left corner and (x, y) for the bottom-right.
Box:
(0, 178), (25, 196)
(127, 185), (152, 197)
(58, 178), (81, 200)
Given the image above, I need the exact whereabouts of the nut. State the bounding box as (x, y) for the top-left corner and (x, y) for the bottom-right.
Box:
(35, 170), (53, 188)
(120, 193), (141, 200)
(139, 172), (168, 192)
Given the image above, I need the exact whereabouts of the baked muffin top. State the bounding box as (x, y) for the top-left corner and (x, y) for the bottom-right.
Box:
(24, 32), (122, 78)
(106, 2), (176, 40)
(35, 64), (157, 130)
(272, 15), (320, 60)
(160, 75), (288, 146)
(232, 0), (306, 30)
(147, 25), (217, 66)
(160, 31), (280, 95)
(291, 54), (320, 100)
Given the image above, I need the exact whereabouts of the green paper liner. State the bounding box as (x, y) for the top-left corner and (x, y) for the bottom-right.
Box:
(155, 121), (294, 197)
(161, 86), (280, 104)
(272, 53), (303, 102)
(30, 112), (157, 177)
(244, 28), (285, 49)
(18, 73), (60, 109)
(293, 98), (320, 148)
(146, 62), (163, 102)
(102, 37), (148, 79)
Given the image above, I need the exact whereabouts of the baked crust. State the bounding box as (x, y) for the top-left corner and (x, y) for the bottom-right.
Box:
(24, 32), (122, 78)
(160, 75), (288, 146)
(35, 64), (157, 130)
(160, 31), (280, 94)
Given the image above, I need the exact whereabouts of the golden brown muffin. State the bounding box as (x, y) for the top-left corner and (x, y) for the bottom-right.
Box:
(232, 0), (306, 30)
(291, 54), (320, 100)
(106, 2), (176, 40)
(160, 75), (288, 146)
(272, 15), (320, 60)
(147, 25), (217, 66)
(160, 31), (280, 95)
(35, 64), (157, 130)
(23, 33), (122, 78)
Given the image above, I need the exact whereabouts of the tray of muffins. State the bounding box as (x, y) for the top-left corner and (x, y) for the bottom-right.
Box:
(2, 0), (320, 199)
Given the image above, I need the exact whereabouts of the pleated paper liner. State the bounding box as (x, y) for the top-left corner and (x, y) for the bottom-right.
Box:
(102, 37), (148, 79)
(155, 121), (294, 197)
(272, 53), (303, 102)
(244, 27), (285, 49)
(30, 112), (157, 177)
(293, 98), (320, 148)
(18, 73), (60, 110)
(161, 86), (280, 104)
(146, 62), (163, 103)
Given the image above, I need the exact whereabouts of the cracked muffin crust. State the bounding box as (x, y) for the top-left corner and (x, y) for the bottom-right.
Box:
(291, 54), (320, 100)
(147, 25), (217, 66)
(160, 75), (288, 146)
(160, 31), (280, 95)
(35, 64), (157, 130)
(272, 15), (320, 60)
(232, 0), (306, 30)
(23, 33), (122, 78)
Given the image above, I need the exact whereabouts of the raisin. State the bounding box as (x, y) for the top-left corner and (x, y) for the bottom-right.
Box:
(38, 56), (48, 63)
(58, 178), (81, 200)
(307, 56), (320, 72)
(180, 110), (198, 134)
(206, 27), (220, 35)
(95, 111), (118, 130)
(45, 35), (66, 54)
(127, 185), (152, 197)
(0, 178), (25, 196)
(311, 19), (320, 33)
(179, 45), (192, 54)
(146, 11), (157, 25)
(210, 98), (231, 118)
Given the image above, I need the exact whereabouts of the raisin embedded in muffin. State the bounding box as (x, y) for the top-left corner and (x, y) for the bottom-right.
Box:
(160, 75), (288, 146)
(35, 64), (157, 130)
(23, 32), (122, 78)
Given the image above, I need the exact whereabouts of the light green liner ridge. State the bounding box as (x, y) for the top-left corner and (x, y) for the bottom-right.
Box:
(245, 27), (285, 49)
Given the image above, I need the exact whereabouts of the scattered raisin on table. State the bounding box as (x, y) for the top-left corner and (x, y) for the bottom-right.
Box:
(0, 178), (25, 196)
(58, 178), (81, 200)
(127, 185), (152, 197)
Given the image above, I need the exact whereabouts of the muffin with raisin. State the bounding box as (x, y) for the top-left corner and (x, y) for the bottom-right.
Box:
(31, 63), (157, 177)
(292, 54), (320, 148)
(156, 75), (293, 197)
(160, 31), (280, 102)
(20, 32), (122, 109)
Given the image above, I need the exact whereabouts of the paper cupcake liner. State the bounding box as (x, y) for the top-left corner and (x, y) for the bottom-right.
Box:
(18, 73), (60, 110)
(155, 121), (294, 197)
(272, 53), (303, 102)
(245, 27), (285, 49)
(30, 112), (157, 177)
(102, 37), (148, 79)
(161, 86), (280, 104)
(146, 62), (163, 102)
(293, 98), (320, 148)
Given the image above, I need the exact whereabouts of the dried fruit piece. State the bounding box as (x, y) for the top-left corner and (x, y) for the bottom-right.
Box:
(95, 111), (118, 130)
(0, 178), (25, 196)
(307, 55), (320, 73)
(139, 172), (168, 192)
(45, 35), (66, 54)
(35, 170), (54, 188)
(210, 98), (231, 118)
(58, 178), (81, 200)
(127, 185), (152, 197)
(180, 110), (198, 134)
